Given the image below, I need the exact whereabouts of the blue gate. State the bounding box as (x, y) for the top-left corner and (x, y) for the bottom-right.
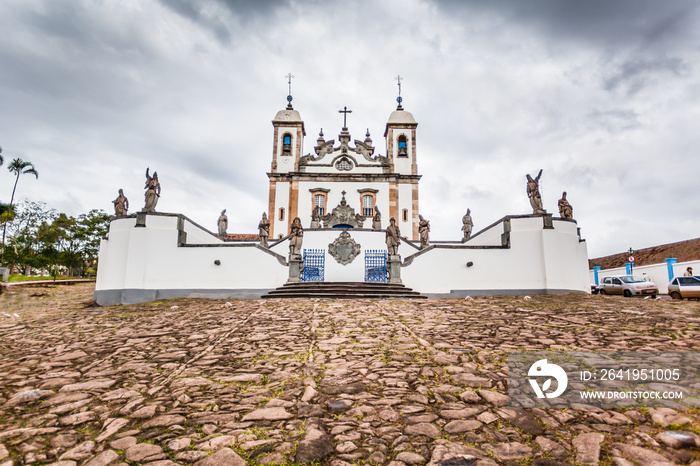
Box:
(364, 250), (388, 283)
(302, 249), (325, 282)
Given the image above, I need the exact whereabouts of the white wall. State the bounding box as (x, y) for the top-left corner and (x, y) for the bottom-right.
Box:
(590, 259), (700, 294)
(301, 229), (389, 282)
(273, 181), (290, 238)
(402, 217), (589, 296)
(96, 213), (589, 305)
(95, 214), (288, 304)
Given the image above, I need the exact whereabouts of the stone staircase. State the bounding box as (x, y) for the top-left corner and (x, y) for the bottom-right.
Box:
(262, 281), (427, 299)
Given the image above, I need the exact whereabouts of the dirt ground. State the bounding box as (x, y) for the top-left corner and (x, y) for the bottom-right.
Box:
(0, 283), (698, 465)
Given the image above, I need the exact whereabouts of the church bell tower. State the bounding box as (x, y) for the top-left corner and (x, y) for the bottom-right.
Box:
(268, 85), (306, 239)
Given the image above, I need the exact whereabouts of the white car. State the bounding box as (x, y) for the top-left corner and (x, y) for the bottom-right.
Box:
(668, 276), (700, 300)
(598, 275), (658, 297)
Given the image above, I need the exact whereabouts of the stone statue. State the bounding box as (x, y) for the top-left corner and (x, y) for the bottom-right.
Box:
(419, 215), (430, 249)
(372, 206), (382, 230)
(526, 169), (545, 214)
(558, 192), (573, 219)
(310, 207), (321, 229)
(462, 208), (473, 241)
(217, 209), (228, 239)
(289, 216), (303, 256)
(386, 217), (400, 255)
(113, 189), (129, 216)
(258, 212), (270, 247)
(142, 168), (161, 213)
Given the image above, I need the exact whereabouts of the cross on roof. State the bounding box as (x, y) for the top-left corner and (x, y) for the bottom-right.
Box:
(395, 75), (403, 96)
(338, 106), (352, 129)
(285, 73), (295, 95)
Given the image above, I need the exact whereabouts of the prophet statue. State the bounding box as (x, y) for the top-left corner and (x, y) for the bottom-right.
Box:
(258, 212), (270, 247)
(217, 209), (228, 239)
(526, 169), (545, 214)
(462, 209), (473, 241)
(142, 168), (161, 213)
(386, 217), (401, 255)
(289, 216), (303, 256)
(113, 189), (129, 216)
(558, 192), (573, 219)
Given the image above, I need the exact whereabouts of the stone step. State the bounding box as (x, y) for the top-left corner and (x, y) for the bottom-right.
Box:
(262, 281), (427, 299)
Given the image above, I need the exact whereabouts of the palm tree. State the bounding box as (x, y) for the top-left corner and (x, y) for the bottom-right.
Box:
(2, 158), (39, 255)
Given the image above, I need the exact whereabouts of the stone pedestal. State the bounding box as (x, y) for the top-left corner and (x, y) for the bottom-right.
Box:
(388, 255), (402, 284)
(288, 254), (303, 283)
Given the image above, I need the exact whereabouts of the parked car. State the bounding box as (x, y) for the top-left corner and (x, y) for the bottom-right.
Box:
(591, 284), (600, 294)
(668, 276), (700, 299)
(598, 275), (658, 297)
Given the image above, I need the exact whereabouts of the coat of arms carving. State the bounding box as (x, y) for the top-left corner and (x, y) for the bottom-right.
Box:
(328, 231), (361, 265)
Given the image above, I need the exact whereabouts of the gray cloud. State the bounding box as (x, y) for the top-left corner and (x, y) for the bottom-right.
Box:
(587, 108), (641, 134)
(1, 0), (699, 258)
(435, 0), (699, 50)
(602, 56), (687, 95)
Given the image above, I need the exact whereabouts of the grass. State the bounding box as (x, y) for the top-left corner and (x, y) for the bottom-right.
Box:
(7, 274), (83, 282)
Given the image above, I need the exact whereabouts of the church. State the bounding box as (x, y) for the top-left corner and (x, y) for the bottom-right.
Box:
(268, 95), (420, 240)
(93, 86), (590, 305)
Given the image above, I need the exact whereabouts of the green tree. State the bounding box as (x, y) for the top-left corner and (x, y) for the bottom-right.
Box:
(75, 209), (111, 268)
(3, 201), (57, 274)
(2, 158), (38, 257)
(0, 146), (4, 166)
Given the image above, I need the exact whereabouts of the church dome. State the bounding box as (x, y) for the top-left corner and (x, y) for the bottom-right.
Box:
(387, 109), (416, 124)
(273, 108), (303, 123)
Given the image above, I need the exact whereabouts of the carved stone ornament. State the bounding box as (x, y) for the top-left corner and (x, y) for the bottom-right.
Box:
(300, 127), (389, 166)
(321, 191), (366, 228)
(328, 231), (362, 265)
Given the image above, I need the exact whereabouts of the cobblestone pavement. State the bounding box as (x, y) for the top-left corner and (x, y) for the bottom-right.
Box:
(1, 283), (699, 466)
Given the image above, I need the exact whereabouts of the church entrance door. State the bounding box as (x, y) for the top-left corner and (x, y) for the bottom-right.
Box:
(364, 250), (387, 283)
(302, 249), (325, 282)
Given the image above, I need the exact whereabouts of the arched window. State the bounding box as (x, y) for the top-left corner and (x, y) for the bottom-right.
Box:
(279, 207), (285, 221)
(314, 193), (326, 216)
(402, 209), (408, 222)
(398, 135), (408, 157)
(362, 195), (374, 217)
(282, 133), (292, 155)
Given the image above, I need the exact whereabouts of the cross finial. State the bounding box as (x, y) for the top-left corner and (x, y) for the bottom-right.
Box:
(285, 73), (295, 108)
(395, 75), (404, 109)
(285, 73), (295, 94)
(338, 106), (352, 129)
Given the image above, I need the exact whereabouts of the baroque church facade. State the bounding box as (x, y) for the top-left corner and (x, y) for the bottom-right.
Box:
(93, 83), (590, 305)
(267, 99), (421, 240)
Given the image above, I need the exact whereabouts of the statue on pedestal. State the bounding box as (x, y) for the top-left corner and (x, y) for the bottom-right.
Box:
(526, 169), (545, 214)
(289, 216), (303, 256)
(310, 207), (321, 229)
(372, 206), (382, 230)
(558, 192), (573, 219)
(113, 189), (129, 216)
(217, 209), (228, 239)
(142, 168), (161, 213)
(258, 212), (270, 248)
(386, 217), (400, 256)
(419, 214), (430, 249)
(462, 208), (473, 241)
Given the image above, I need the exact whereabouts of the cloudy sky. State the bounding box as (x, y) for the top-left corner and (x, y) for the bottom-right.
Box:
(1, 0), (698, 258)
